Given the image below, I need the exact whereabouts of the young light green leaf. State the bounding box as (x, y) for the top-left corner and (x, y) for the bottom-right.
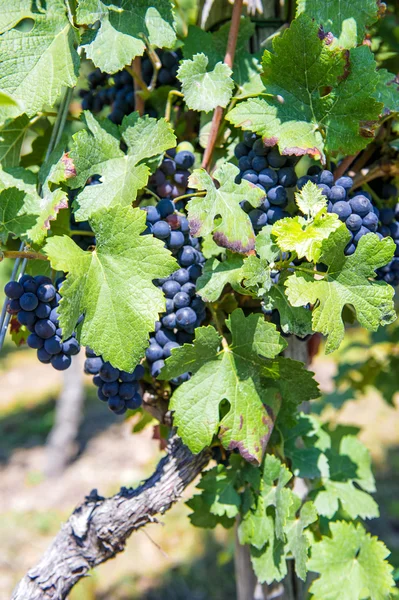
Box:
(272, 210), (341, 262)
(255, 226), (280, 263)
(241, 255), (272, 296)
(76, 0), (176, 74)
(196, 252), (247, 302)
(226, 16), (382, 161)
(314, 480), (379, 520)
(0, 114), (30, 167)
(314, 432), (378, 520)
(0, 0), (79, 117)
(296, 0), (379, 48)
(44, 206), (178, 372)
(372, 70), (399, 115)
(295, 181), (327, 218)
(308, 522), (395, 600)
(69, 112), (176, 221)
(285, 228), (396, 353)
(188, 163), (265, 254)
(177, 53), (234, 113)
(285, 499), (318, 581)
(241, 458), (318, 584)
(159, 309), (288, 465)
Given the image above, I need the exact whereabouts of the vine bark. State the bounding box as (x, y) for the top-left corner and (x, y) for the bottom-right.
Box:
(12, 437), (211, 600)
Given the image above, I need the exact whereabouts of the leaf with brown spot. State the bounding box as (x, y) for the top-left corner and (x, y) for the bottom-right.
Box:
(159, 309), (319, 465)
(187, 163), (265, 255)
(226, 15), (382, 161)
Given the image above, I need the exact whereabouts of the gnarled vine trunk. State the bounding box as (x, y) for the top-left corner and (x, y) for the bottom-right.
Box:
(12, 437), (211, 600)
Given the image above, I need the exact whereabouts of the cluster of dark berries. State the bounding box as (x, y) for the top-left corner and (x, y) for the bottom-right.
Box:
(149, 147), (195, 201)
(84, 349), (144, 414)
(5, 276), (80, 370)
(142, 198), (206, 381)
(235, 132), (298, 230)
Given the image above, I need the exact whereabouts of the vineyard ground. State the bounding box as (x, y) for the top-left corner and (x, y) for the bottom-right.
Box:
(0, 344), (398, 599)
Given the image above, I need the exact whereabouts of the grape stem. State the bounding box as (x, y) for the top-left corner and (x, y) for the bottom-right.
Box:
(143, 187), (161, 202)
(69, 229), (95, 238)
(145, 42), (162, 92)
(131, 57), (146, 116)
(173, 191), (206, 204)
(165, 90), (184, 122)
(352, 162), (399, 189)
(0, 250), (48, 262)
(201, 0), (244, 172)
(209, 305), (229, 351)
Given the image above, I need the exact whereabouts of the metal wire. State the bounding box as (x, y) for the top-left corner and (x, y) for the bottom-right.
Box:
(0, 249), (27, 350)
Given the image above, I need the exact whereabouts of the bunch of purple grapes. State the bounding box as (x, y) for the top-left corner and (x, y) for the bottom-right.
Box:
(5, 276), (80, 370)
(149, 149), (195, 200)
(235, 132), (298, 230)
(84, 349), (144, 414)
(80, 68), (135, 124)
(142, 49), (182, 87)
(142, 197), (206, 382)
(376, 201), (399, 286)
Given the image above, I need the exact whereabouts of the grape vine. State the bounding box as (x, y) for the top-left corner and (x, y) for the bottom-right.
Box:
(1, 1), (398, 599)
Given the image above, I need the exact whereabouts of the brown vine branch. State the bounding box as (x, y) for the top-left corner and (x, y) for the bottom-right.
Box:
(12, 436), (211, 600)
(132, 57), (146, 116)
(0, 250), (48, 262)
(333, 153), (358, 180)
(201, 0), (243, 171)
(352, 161), (399, 189)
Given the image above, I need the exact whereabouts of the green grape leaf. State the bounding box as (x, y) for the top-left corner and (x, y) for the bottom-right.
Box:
(263, 279), (314, 338)
(272, 210), (341, 263)
(177, 53), (234, 113)
(0, 114), (30, 168)
(255, 226), (280, 263)
(196, 252), (247, 302)
(76, 0), (176, 74)
(0, 164), (68, 244)
(160, 309), (318, 464)
(191, 464), (242, 519)
(314, 433), (378, 520)
(314, 480), (379, 520)
(44, 206), (177, 372)
(373, 70), (399, 116)
(69, 112), (176, 221)
(183, 20), (262, 98)
(285, 228), (396, 353)
(285, 499), (318, 580)
(186, 494), (235, 529)
(226, 16), (382, 161)
(282, 413), (331, 479)
(0, 187), (37, 243)
(308, 522), (395, 600)
(240, 455), (314, 584)
(0, 0), (79, 117)
(295, 181), (329, 218)
(296, 0), (379, 48)
(239, 495), (275, 549)
(187, 163), (265, 254)
(159, 309), (287, 465)
(240, 255), (272, 296)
